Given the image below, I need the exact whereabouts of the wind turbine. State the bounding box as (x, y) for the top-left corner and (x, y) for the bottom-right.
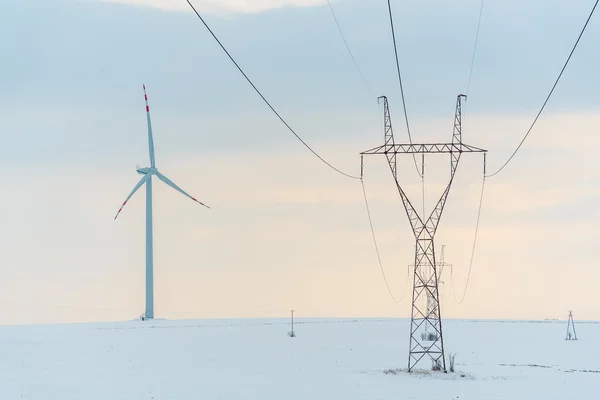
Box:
(114, 85), (210, 320)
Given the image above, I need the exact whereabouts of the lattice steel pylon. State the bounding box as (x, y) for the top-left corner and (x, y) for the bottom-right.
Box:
(435, 245), (450, 304)
(566, 310), (578, 340)
(410, 245), (451, 341)
(361, 94), (486, 372)
(427, 245), (450, 339)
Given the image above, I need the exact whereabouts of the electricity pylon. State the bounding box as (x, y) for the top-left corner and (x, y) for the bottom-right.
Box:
(361, 94), (486, 372)
(436, 245), (453, 305)
(427, 245), (450, 340)
(566, 310), (577, 340)
(411, 245), (451, 342)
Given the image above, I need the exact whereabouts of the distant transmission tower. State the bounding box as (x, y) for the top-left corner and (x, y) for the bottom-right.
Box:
(566, 310), (577, 340)
(412, 245), (451, 341)
(436, 245), (450, 300)
(361, 95), (486, 372)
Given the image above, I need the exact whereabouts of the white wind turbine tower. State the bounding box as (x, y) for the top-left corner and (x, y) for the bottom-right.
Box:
(114, 85), (210, 320)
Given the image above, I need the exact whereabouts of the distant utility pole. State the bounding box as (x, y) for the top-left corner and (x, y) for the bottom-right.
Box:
(361, 95), (486, 372)
(566, 310), (577, 340)
(289, 310), (296, 338)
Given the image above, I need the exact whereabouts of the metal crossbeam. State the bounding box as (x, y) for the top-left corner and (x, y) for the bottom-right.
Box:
(361, 94), (486, 373)
(361, 142), (486, 155)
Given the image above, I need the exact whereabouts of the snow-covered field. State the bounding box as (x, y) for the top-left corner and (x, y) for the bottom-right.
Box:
(1, 318), (598, 399)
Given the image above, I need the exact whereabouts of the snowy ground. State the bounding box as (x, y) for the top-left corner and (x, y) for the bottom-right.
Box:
(1, 318), (598, 399)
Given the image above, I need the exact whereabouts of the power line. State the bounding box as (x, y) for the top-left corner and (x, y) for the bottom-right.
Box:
(386, 0), (422, 177)
(184, 0), (360, 180)
(456, 0), (487, 304)
(466, 0), (485, 96)
(361, 178), (410, 303)
(451, 176), (486, 304)
(486, 0), (598, 178)
(326, 0), (376, 99)
(324, 0), (381, 143)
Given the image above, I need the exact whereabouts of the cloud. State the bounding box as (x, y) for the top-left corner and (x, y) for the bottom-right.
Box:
(96, 0), (328, 14)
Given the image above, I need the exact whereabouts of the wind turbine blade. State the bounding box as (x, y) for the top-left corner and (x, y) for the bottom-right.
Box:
(143, 84), (156, 168)
(155, 171), (210, 209)
(114, 174), (151, 220)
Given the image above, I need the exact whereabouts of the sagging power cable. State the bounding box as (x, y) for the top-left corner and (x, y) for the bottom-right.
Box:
(451, 176), (486, 304)
(486, 0), (598, 178)
(184, 0), (360, 180)
(361, 177), (410, 303)
(466, 0), (485, 96)
(386, 0), (422, 177)
(325, 0), (382, 142)
(326, 0), (376, 99)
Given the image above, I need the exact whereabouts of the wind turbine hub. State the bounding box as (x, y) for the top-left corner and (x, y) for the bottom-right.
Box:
(136, 167), (157, 175)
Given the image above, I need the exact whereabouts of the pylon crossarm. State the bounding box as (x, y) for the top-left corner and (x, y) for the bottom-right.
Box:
(360, 142), (486, 155)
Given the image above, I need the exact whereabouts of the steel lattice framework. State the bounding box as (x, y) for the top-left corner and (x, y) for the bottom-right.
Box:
(361, 94), (486, 372)
(409, 245), (451, 341)
(566, 311), (578, 340)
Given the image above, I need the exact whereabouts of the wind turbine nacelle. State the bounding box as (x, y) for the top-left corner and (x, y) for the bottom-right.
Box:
(137, 167), (157, 176)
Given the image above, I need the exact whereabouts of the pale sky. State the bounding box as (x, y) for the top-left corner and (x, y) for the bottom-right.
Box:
(0, 0), (599, 325)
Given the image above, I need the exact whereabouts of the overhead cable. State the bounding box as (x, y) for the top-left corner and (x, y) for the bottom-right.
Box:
(466, 0), (485, 96)
(184, 0), (360, 180)
(486, 0), (598, 178)
(386, 0), (422, 177)
(452, 176), (486, 304)
(361, 178), (410, 303)
(326, 0), (377, 99)
(325, 0), (381, 141)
